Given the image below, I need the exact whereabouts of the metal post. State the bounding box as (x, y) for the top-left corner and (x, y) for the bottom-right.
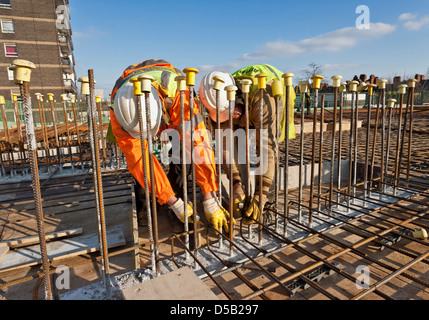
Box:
(336, 83), (346, 206)
(272, 80), (283, 230)
(385, 98), (396, 190)
(393, 85), (407, 195)
(47, 94), (61, 170)
(61, 96), (74, 171)
(225, 85), (238, 255)
(21, 81), (52, 300)
(317, 95), (325, 211)
(282, 73), (294, 235)
(138, 74), (160, 275)
(131, 77), (156, 273)
(255, 73), (268, 243)
(406, 79), (417, 186)
(309, 94), (317, 227)
(329, 75), (342, 215)
(363, 85), (376, 200)
(88, 70), (111, 288)
(378, 80), (388, 193)
(13, 59), (52, 300)
(183, 68), (199, 255)
(297, 81), (309, 221)
(347, 81), (358, 212)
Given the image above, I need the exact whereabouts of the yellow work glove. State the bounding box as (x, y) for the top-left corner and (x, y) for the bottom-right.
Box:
(233, 183), (246, 218)
(203, 198), (236, 233)
(169, 198), (200, 224)
(243, 195), (267, 225)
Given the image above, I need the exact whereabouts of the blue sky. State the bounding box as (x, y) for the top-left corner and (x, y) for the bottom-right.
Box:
(69, 0), (429, 97)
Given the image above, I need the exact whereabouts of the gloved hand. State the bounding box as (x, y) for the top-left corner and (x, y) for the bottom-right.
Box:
(203, 198), (236, 233)
(233, 183), (246, 218)
(243, 194), (267, 225)
(169, 198), (200, 224)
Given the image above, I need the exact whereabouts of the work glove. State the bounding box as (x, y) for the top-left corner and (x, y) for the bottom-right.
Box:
(203, 198), (236, 233)
(169, 198), (200, 224)
(243, 194), (267, 225)
(233, 183), (246, 218)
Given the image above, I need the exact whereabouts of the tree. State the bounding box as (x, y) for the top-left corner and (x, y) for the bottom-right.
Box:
(298, 62), (325, 82)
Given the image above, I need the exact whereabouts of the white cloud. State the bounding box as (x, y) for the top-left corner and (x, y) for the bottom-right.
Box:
(240, 23), (395, 60)
(402, 15), (429, 30)
(398, 13), (417, 21)
(198, 23), (395, 73)
(322, 63), (360, 71)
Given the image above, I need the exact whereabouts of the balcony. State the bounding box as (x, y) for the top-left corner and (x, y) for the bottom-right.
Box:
(64, 79), (78, 93)
(61, 57), (73, 74)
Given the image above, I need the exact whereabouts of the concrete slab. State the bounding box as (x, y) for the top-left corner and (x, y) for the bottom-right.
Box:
(121, 267), (219, 300)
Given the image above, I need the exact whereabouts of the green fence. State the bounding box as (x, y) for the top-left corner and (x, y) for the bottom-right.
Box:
(294, 91), (429, 111)
(0, 100), (111, 130)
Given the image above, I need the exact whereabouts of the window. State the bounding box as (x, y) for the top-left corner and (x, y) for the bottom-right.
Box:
(1, 19), (14, 33)
(4, 43), (17, 57)
(7, 67), (13, 80)
(0, 0), (11, 9)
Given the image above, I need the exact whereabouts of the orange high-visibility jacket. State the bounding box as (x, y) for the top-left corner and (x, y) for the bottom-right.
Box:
(110, 59), (217, 205)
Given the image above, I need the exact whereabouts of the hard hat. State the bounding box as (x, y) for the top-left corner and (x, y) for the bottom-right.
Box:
(114, 80), (162, 139)
(199, 71), (235, 123)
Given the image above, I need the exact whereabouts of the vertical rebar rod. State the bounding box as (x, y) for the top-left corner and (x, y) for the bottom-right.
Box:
(179, 88), (190, 260)
(258, 88), (264, 243)
(1, 102), (13, 174)
(49, 98), (61, 169)
(274, 95), (280, 226)
(71, 100), (84, 169)
(363, 93), (372, 199)
(369, 93), (382, 196)
(385, 103), (393, 190)
(96, 100), (107, 168)
(397, 91), (411, 184)
(13, 98), (26, 174)
(380, 89), (386, 192)
(329, 87), (338, 215)
(62, 100), (74, 171)
(36, 98), (50, 172)
(317, 95), (325, 212)
(136, 91), (155, 273)
(406, 87), (415, 185)
(228, 98), (234, 254)
(309, 98), (317, 227)
(214, 88), (224, 248)
(347, 91), (355, 212)
(19, 81), (52, 300)
(189, 85), (199, 257)
(353, 90), (359, 200)
(40, 100), (52, 172)
(88, 70), (111, 288)
(393, 93), (405, 195)
(283, 83), (290, 235)
(336, 92), (344, 206)
(144, 90), (160, 275)
(1, 102), (10, 143)
(298, 92), (306, 220)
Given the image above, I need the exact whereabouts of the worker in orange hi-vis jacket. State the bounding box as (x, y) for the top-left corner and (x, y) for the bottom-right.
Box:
(108, 59), (234, 232)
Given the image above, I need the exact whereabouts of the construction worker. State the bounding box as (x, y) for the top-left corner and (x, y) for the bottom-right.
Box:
(109, 59), (234, 232)
(199, 64), (296, 225)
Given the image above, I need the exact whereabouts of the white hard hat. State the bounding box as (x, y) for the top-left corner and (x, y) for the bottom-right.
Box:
(199, 71), (235, 123)
(114, 80), (162, 139)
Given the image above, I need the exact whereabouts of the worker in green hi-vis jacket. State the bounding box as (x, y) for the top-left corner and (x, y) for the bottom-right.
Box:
(199, 64), (296, 225)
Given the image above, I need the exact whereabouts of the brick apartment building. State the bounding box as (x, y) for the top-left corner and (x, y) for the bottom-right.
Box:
(0, 0), (77, 101)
